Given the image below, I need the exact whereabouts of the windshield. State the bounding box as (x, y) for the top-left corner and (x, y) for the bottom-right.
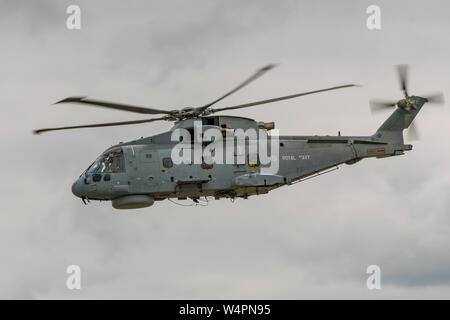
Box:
(87, 148), (125, 173)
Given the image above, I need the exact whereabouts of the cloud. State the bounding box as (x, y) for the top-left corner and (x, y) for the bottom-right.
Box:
(1, 0), (450, 299)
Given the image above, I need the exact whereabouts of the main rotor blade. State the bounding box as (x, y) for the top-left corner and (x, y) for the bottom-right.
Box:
(370, 100), (397, 113)
(33, 116), (169, 135)
(55, 96), (174, 115)
(423, 92), (445, 105)
(397, 64), (409, 96)
(197, 64), (277, 112)
(210, 84), (357, 113)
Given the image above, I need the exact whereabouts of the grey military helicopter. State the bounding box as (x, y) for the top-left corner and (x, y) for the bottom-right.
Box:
(34, 65), (443, 209)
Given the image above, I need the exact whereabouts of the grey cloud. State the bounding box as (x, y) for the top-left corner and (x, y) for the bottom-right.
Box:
(1, 0), (450, 299)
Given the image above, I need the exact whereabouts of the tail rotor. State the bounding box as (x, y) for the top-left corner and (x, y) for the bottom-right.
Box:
(370, 65), (444, 140)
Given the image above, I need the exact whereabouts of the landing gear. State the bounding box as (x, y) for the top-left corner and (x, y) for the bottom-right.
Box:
(81, 196), (90, 205)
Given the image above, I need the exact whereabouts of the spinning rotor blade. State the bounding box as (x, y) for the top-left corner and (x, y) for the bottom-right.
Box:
(404, 112), (420, 141)
(55, 96), (174, 115)
(407, 121), (420, 140)
(369, 100), (397, 113)
(197, 64), (277, 113)
(397, 64), (409, 96)
(33, 116), (169, 135)
(369, 65), (444, 140)
(423, 92), (445, 105)
(211, 84), (357, 113)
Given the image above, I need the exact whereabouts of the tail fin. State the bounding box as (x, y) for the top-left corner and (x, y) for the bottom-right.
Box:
(374, 96), (427, 143)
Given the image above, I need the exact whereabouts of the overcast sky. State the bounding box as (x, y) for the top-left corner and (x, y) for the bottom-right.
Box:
(1, 0), (450, 299)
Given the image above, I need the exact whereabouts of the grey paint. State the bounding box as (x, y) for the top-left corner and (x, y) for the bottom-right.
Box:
(72, 99), (424, 208)
(2, 0), (450, 299)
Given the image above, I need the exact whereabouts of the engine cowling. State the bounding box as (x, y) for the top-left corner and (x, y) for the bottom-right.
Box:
(112, 195), (154, 209)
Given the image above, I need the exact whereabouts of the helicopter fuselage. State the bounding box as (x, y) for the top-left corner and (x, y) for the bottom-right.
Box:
(71, 114), (414, 209)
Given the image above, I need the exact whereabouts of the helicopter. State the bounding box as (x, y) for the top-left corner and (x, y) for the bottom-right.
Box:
(34, 65), (443, 209)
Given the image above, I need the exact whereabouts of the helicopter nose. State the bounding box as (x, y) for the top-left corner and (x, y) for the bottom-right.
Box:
(71, 179), (83, 198)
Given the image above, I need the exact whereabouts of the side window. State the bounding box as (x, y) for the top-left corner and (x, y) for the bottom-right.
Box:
(162, 157), (173, 168)
(87, 148), (125, 173)
(108, 152), (124, 172)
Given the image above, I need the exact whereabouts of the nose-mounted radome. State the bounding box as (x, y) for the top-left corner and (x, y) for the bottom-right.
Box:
(71, 176), (91, 204)
(71, 179), (83, 197)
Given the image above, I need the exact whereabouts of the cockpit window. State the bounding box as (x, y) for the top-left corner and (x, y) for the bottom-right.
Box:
(87, 148), (125, 173)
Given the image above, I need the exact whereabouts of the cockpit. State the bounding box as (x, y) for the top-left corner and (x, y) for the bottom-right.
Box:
(86, 147), (125, 173)
(73, 147), (126, 201)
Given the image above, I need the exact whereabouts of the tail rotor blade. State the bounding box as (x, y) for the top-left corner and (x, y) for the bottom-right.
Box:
(397, 64), (409, 96)
(369, 100), (397, 113)
(423, 92), (445, 105)
(407, 121), (420, 140)
(404, 112), (420, 141)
